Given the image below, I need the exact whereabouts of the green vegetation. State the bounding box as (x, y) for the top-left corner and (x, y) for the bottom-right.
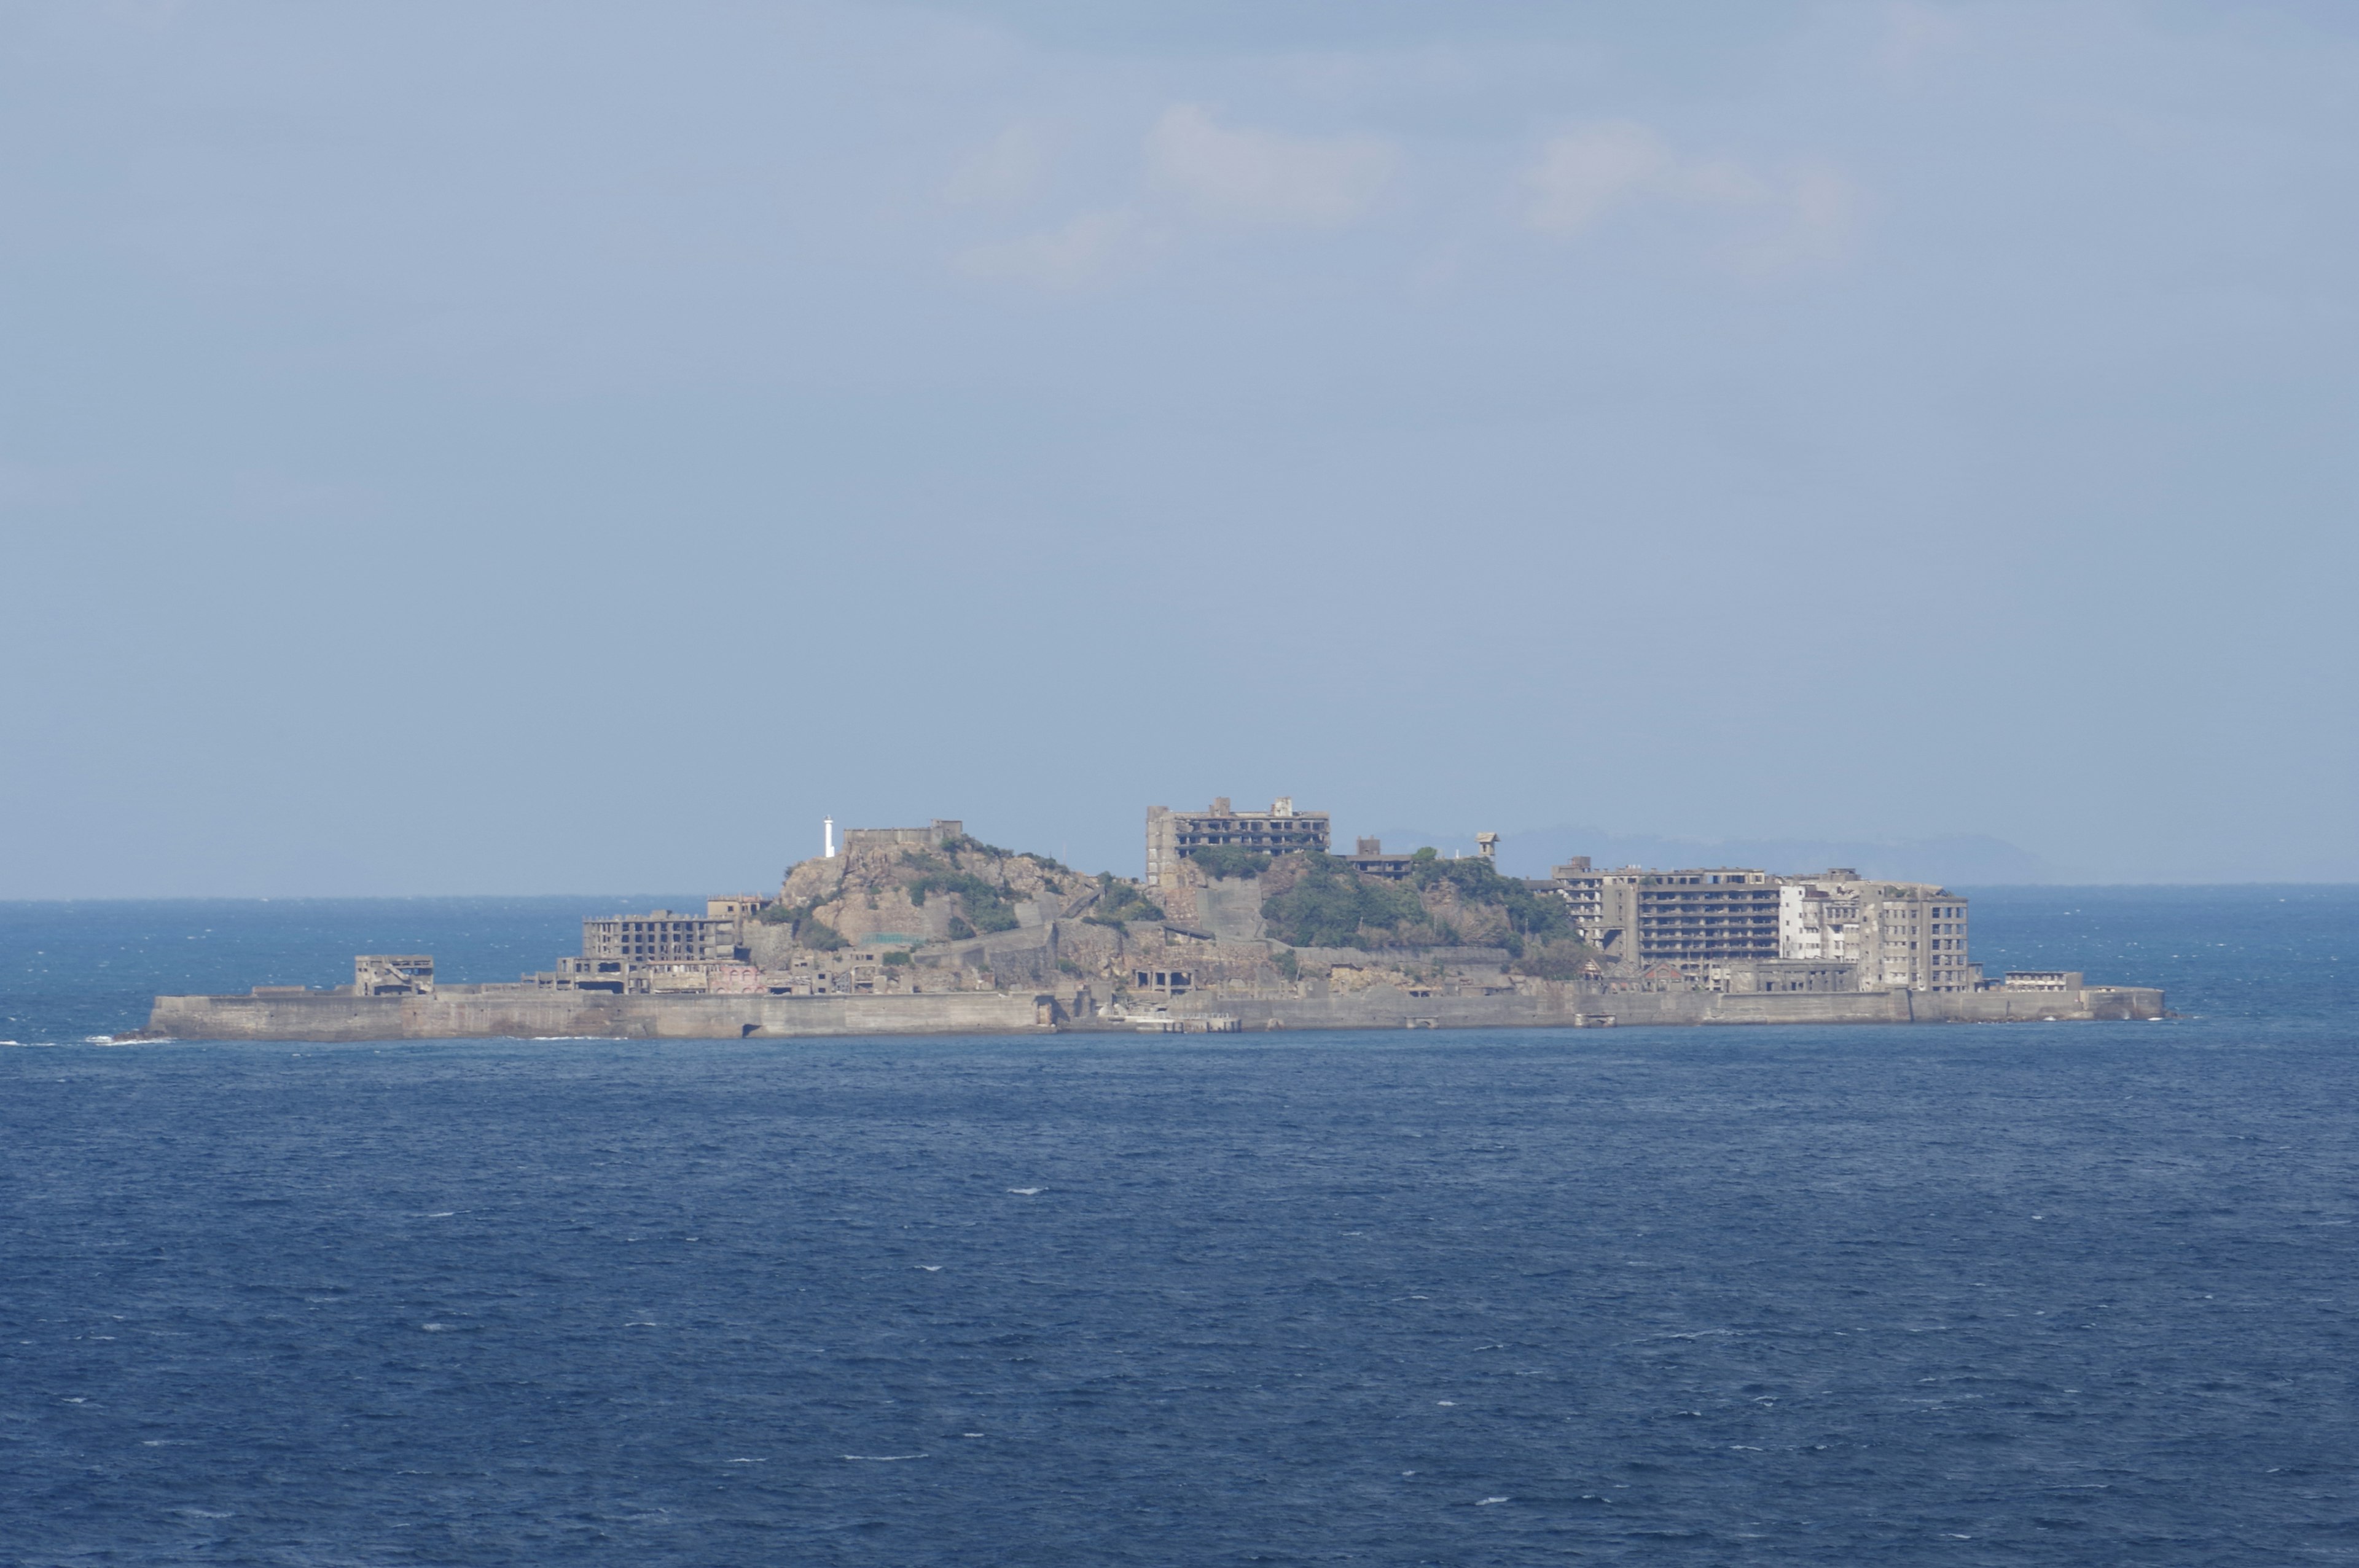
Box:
(1083, 873), (1164, 928)
(966, 901), (1020, 934)
(1511, 938), (1597, 980)
(882, 950), (910, 968)
(1397, 854), (1570, 945)
(902, 868), (1020, 933)
(1272, 947), (1299, 981)
(1261, 852), (1425, 947)
(1189, 844), (1273, 881)
(944, 833), (1014, 859)
(760, 899), (849, 950)
(1258, 850), (1575, 953)
(945, 915), (977, 941)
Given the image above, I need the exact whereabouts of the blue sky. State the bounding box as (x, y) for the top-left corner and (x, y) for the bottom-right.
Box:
(2, 1), (2352, 894)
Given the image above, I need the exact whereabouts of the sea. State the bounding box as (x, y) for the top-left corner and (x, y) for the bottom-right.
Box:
(1, 886), (2352, 1566)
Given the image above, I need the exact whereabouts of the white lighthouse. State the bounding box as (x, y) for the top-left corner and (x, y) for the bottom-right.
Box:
(824, 817), (835, 859)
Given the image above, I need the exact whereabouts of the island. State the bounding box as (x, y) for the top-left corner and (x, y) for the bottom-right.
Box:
(141, 803), (2165, 1040)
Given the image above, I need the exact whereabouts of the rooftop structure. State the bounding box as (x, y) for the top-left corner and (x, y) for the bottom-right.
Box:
(1346, 837), (1420, 880)
(842, 819), (964, 853)
(1145, 797), (1329, 889)
(705, 894), (773, 923)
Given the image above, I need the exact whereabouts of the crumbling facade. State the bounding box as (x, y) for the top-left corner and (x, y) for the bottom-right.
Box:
(1544, 862), (1780, 976)
(581, 910), (746, 964)
(1346, 838), (1420, 880)
(1546, 860), (1975, 994)
(1774, 871), (1975, 993)
(843, 820), (964, 853)
(354, 955), (433, 996)
(1145, 798), (1329, 889)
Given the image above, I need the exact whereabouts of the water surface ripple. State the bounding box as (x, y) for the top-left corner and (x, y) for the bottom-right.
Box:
(1, 890), (2352, 1564)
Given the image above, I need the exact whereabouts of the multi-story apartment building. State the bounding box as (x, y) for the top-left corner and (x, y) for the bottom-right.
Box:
(1545, 860), (1780, 976)
(1779, 879), (1865, 964)
(580, 909), (746, 964)
(1546, 857), (1626, 948)
(1145, 797), (1330, 889)
(1546, 860), (1976, 993)
(1775, 870), (1974, 993)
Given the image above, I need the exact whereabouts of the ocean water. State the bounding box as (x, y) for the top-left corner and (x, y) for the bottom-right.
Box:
(1, 887), (2352, 1565)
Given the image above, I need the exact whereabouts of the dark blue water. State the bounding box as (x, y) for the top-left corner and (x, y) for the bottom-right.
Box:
(2, 889), (2353, 1564)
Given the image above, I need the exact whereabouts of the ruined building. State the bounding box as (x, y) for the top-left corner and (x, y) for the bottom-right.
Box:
(1544, 859), (1975, 994)
(1144, 797), (1329, 890)
(1775, 871), (1975, 993)
(1545, 861), (1782, 977)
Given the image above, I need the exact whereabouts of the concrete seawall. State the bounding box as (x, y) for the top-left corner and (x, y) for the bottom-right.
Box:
(1162, 984), (2163, 1031)
(146, 988), (1053, 1042)
(144, 981), (2162, 1041)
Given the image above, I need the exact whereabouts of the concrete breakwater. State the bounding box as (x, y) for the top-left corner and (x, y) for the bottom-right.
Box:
(1132, 982), (2165, 1032)
(142, 977), (2162, 1041)
(144, 986), (1055, 1042)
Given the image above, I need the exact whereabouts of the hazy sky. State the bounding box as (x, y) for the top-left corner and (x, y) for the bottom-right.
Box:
(3, 1), (2353, 895)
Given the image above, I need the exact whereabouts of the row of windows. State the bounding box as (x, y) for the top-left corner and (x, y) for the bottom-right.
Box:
(1178, 834), (1320, 844)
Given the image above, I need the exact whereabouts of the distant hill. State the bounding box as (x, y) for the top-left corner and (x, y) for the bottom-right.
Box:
(1361, 826), (2051, 887)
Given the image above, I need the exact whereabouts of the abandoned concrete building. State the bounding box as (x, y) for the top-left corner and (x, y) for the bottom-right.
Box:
(1710, 958), (1861, 994)
(1346, 838), (1420, 880)
(1145, 797), (1330, 889)
(1133, 967), (1195, 996)
(843, 820), (964, 853)
(354, 955), (434, 996)
(1544, 857), (1978, 994)
(1544, 862), (1782, 977)
(580, 910), (745, 964)
(1775, 872), (1976, 993)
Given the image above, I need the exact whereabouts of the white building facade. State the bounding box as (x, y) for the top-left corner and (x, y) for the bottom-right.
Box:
(1775, 871), (1975, 993)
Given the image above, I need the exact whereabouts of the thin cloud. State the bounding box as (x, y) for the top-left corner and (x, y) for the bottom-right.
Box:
(957, 207), (1154, 289)
(1524, 122), (1858, 271)
(1523, 121), (1674, 235)
(943, 122), (1055, 210)
(1147, 104), (1396, 227)
(1877, 1), (1968, 82)
(957, 105), (1398, 289)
